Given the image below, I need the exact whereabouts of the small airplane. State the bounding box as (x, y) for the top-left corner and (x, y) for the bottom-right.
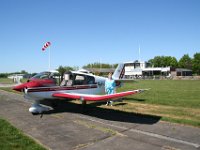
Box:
(13, 63), (148, 114)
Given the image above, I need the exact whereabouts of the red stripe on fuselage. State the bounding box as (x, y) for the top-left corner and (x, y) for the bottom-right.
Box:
(27, 85), (98, 92)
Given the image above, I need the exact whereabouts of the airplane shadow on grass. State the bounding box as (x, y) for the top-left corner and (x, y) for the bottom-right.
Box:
(41, 99), (161, 125)
(125, 97), (146, 102)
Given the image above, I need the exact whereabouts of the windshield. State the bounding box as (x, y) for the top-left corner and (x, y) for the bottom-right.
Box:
(31, 72), (51, 79)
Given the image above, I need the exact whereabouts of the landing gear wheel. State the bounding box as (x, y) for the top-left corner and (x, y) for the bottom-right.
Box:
(31, 112), (39, 115)
(29, 102), (50, 114)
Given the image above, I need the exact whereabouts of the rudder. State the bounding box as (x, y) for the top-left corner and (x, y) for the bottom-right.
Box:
(112, 63), (125, 80)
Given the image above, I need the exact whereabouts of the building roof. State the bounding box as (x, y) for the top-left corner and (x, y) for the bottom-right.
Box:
(175, 68), (192, 72)
(142, 67), (170, 72)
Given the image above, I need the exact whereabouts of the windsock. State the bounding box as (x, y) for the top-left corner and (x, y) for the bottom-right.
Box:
(42, 42), (51, 51)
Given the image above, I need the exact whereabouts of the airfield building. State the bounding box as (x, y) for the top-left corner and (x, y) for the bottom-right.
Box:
(124, 60), (192, 79)
(8, 74), (24, 83)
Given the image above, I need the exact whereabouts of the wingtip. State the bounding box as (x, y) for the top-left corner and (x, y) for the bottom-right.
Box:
(138, 88), (150, 93)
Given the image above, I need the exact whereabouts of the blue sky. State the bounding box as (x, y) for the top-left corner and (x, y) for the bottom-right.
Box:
(0, 0), (200, 73)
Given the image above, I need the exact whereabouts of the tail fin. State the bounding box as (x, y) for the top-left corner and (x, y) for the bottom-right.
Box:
(112, 63), (125, 80)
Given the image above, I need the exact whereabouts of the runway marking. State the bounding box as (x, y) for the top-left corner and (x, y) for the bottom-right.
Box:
(77, 115), (200, 149)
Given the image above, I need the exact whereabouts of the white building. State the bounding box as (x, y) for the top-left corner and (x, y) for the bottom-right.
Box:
(124, 60), (171, 79)
(8, 74), (24, 83)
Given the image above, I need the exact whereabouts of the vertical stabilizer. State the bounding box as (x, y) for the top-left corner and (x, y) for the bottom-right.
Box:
(112, 63), (125, 80)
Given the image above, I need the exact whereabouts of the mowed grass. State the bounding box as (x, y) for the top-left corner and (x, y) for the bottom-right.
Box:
(0, 78), (13, 84)
(0, 118), (46, 150)
(0, 78), (27, 84)
(118, 80), (200, 108)
(113, 80), (200, 127)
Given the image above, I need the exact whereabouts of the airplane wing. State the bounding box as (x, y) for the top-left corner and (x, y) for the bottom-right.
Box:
(52, 89), (148, 101)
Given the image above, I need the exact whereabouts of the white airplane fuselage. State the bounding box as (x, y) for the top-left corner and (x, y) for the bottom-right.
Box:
(24, 75), (107, 101)
(13, 63), (126, 114)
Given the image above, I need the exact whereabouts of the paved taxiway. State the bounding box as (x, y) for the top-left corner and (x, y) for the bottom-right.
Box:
(0, 90), (199, 150)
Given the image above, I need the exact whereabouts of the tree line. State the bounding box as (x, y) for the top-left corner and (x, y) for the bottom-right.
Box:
(1, 53), (200, 77)
(148, 53), (200, 75)
(0, 70), (28, 78)
(83, 62), (118, 69)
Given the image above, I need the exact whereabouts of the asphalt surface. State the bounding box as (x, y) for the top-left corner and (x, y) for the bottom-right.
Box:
(0, 90), (200, 150)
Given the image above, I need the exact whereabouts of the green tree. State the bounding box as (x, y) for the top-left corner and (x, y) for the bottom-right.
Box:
(21, 70), (28, 74)
(163, 56), (171, 67)
(148, 56), (178, 67)
(169, 57), (178, 67)
(83, 62), (116, 69)
(192, 53), (200, 75)
(178, 54), (192, 69)
(148, 59), (154, 67)
(149, 56), (167, 67)
(0, 73), (8, 78)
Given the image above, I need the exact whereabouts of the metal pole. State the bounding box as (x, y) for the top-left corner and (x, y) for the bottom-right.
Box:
(139, 44), (141, 62)
(48, 46), (51, 71)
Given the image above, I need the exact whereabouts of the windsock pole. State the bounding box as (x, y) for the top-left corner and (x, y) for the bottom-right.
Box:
(48, 45), (51, 71)
(42, 42), (51, 71)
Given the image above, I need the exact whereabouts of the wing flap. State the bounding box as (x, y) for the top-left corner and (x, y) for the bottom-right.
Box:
(52, 89), (146, 101)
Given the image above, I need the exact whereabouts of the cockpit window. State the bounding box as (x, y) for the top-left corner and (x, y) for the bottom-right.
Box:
(75, 75), (84, 80)
(87, 76), (95, 84)
(74, 75), (86, 85)
(74, 74), (95, 85)
(60, 72), (96, 86)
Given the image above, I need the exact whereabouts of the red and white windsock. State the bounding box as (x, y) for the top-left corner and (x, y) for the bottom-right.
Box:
(42, 42), (51, 51)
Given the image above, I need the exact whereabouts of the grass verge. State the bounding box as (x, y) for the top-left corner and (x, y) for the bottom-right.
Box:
(0, 117), (46, 150)
(98, 102), (200, 127)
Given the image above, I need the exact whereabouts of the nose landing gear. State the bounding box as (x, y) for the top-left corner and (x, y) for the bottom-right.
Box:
(29, 102), (51, 115)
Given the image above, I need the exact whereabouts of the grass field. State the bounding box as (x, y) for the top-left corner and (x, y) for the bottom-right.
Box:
(0, 78), (27, 84)
(112, 80), (200, 127)
(0, 118), (46, 150)
(0, 78), (13, 84)
(118, 80), (200, 108)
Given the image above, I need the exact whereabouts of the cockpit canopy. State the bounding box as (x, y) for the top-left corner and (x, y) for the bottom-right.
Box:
(28, 71), (61, 86)
(29, 71), (96, 87)
(31, 71), (60, 80)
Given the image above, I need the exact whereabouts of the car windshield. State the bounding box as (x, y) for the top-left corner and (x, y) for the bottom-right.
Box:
(31, 72), (51, 79)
